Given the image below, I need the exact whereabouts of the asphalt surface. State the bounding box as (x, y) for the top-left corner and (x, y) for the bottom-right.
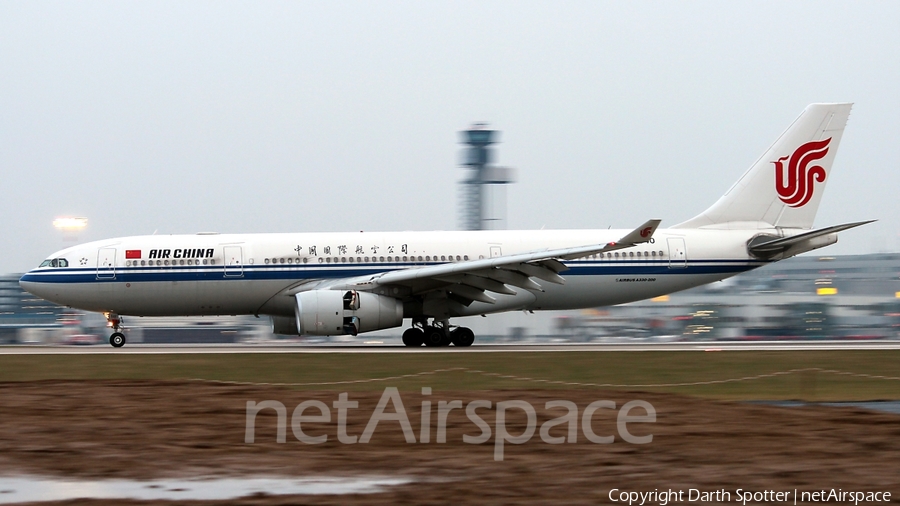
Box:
(2, 340), (900, 354)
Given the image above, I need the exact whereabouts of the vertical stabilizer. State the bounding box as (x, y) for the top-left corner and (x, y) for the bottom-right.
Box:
(674, 103), (852, 230)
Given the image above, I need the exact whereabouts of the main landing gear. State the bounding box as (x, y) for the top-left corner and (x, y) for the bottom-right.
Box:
(402, 319), (475, 348)
(105, 312), (126, 348)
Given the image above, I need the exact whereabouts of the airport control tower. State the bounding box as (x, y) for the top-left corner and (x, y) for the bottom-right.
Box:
(459, 124), (516, 230)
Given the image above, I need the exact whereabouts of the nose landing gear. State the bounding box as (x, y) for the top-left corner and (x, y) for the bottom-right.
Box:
(110, 332), (126, 347)
(105, 312), (127, 348)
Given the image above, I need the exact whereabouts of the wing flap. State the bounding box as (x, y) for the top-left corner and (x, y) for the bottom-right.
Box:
(436, 274), (518, 296)
(471, 268), (544, 292)
(507, 262), (566, 285)
(446, 284), (496, 304)
(535, 259), (569, 273)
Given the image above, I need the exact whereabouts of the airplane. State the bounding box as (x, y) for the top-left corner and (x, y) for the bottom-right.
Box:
(20, 103), (872, 348)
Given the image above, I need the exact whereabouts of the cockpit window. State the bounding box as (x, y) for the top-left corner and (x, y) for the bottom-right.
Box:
(39, 258), (69, 268)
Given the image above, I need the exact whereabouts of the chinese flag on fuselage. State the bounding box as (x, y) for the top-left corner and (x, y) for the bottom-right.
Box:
(125, 250), (141, 259)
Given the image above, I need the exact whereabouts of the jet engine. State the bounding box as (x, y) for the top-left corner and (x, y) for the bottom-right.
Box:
(293, 290), (404, 336)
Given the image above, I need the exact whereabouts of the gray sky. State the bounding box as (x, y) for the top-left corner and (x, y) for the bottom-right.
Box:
(2, 1), (898, 273)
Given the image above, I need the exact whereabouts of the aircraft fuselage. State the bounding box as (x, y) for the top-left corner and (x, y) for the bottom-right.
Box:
(19, 228), (766, 319)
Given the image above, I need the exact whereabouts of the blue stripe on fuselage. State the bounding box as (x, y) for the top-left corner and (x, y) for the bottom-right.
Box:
(19, 259), (766, 285)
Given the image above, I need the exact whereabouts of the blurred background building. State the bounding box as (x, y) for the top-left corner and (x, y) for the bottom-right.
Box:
(549, 253), (900, 342)
(458, 124), (516, 231)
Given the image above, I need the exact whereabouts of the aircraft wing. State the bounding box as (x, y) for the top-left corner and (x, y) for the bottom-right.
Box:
(323, 220), (661, 305)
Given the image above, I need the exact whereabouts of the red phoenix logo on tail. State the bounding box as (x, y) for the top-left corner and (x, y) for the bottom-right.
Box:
(773, 138), (831, 208)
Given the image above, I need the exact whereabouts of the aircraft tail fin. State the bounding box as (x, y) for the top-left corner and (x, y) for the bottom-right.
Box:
(674, 103), (853, 230)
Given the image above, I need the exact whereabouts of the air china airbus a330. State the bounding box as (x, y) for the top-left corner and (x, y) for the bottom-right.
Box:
(20, 103), (871, 348)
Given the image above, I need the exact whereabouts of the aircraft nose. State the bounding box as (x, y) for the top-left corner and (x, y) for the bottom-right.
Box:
(19, 271), (46, 298)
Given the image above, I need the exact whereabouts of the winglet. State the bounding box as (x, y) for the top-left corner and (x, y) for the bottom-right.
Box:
(611, 219), (662, 248)
(559, 219), (662, 260)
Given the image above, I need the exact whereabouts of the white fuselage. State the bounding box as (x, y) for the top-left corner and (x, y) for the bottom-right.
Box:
(19, 227), (767, 320)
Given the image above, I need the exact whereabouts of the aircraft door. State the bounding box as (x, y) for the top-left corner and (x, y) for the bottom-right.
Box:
(490, 245), (502, 258)
(97, 248), (116, 279)
(667, 238), (687, 268)
(223, 245), (243, 277)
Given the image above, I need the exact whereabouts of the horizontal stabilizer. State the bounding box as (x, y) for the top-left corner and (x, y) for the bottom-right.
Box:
(748, 220), (875, 255)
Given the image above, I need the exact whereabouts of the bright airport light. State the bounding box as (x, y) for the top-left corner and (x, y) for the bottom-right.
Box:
(53, 217), (88, 230)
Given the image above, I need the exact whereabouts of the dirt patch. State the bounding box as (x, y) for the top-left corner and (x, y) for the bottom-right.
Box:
(0, 380), (898, 505)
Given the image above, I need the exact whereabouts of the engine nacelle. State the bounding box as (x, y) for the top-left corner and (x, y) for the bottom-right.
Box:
(294, 290), (404, 336)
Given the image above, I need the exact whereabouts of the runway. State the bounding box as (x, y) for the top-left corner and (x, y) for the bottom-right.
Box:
(2, 340), (900, 354)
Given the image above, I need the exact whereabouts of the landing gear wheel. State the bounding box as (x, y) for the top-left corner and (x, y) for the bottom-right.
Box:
(450, 327), (475, 347)
(402, 328), (424, 347)
(422, 326), (445, 347)
(109, 332), (126, 348)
